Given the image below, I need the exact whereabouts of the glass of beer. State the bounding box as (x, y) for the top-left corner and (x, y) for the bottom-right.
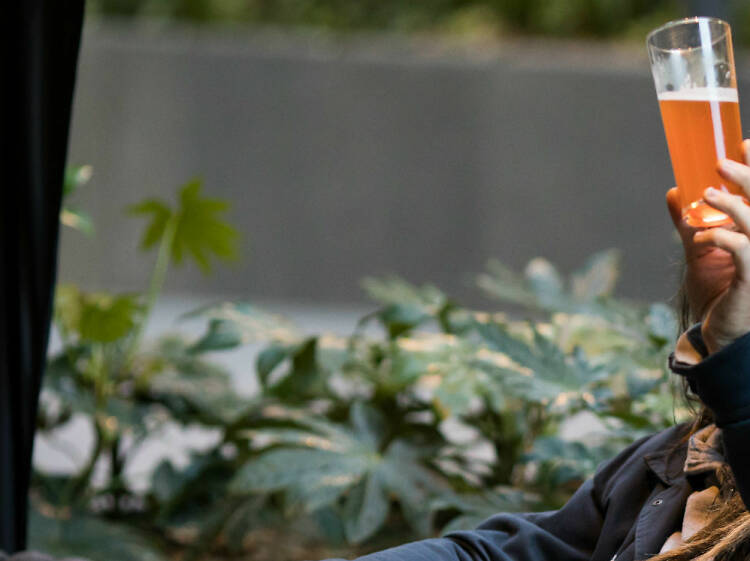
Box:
(647, 17), (744, 227)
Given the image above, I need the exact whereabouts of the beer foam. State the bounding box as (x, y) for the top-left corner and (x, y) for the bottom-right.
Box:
(658, 87), (738, 102)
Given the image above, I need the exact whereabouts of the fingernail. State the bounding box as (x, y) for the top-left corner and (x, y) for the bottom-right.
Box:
(705, 187), (718, 198)
(721, 159), (740, 170)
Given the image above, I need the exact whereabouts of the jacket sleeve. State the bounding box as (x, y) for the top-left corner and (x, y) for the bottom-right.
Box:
(670, 325), (750, 508)
(323, 434), (652, 561)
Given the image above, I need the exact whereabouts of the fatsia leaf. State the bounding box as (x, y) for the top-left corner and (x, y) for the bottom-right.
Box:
(344, 472), (389, 544)
(476, 320), (603, 397)
(377, 440), (440, 537)
(350, 401), (386, 449)
(78, 294), (142, 343)
(54, 285), (142, 343)
(189, 318), (243, 353)
(267, 338), (330, 401)
(524, 436), (617, 487)
(362, 276), (446, 314)
(645, 302), (678, 346)
(129, 199), (171, 250)
(478, 254), (643, 330)
(477, 259), (538, 309)
(129, 178), (239, 273)
(186, 301), (301, 345)
(570, 249), (620, 301)
(232, 411), (447, 542)
(524, 258), (564, 305)
(362, 276), (448, 337)
(150, 336), (250, 424)
(256, 344), (293, 388)
(29, 509), (166, 561)
(434, 487), (537, 534)
(229, 448), (371, 495)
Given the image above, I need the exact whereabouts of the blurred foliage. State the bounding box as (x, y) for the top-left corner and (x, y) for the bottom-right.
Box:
(90, 0), (750, 47)
(34, 167), (687, 559)
(87, 0), (692, 40)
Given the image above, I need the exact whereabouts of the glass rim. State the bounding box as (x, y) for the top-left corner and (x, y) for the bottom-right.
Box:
(646, 16), (730, 53)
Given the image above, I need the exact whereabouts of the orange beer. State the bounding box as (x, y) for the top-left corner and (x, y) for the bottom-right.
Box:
(658, 87), (744, 226)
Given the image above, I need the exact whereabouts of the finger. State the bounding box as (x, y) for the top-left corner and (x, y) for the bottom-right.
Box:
(666, 187), (682, 228)
(719, 158), (750, 197)
(704, 187), (750, 235)
(744, 139), (750, 165)
(693, 227), (750, 281)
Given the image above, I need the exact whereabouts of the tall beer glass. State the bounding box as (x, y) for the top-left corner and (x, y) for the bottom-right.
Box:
(647, 17), (744, 227)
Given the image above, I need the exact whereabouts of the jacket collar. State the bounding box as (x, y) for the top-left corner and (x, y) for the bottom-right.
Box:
(643, 438), (689, 486)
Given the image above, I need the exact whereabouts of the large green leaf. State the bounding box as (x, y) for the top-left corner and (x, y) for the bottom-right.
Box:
(475, 320), (609, 404)
(230, 448), (371, 496)
(477, 252), (644, 330)
(362, 277), (449, 337)
(265, 338), (332, 401)
(186, 301), (301, 345)
(29, 509), (166, 561)
(189, 318), (243, 353)
(148, 450), (239, 528)
(129, 178), (239, 273)
(231, 404), (447, 543)
(147, 336), (250, 424)
(343, 472), (389, 544)
(523, 434), (627, 494)
(55, 285), (142, 344)
(570, 249), (620, 301)
(434, 487), (538, 534)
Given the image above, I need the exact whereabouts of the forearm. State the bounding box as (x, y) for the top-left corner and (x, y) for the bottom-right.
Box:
(324, 537), (479, 561)
(322, 476), (603, 561)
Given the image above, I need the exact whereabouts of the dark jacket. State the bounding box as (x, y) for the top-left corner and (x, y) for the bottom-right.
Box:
(328, 328), (750, 561)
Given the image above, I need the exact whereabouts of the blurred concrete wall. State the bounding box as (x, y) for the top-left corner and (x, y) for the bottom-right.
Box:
(62, 22), (750, 306)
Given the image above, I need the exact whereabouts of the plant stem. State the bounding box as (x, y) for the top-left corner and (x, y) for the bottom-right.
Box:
(125, 214), (179, 366)
(66, 416), (105, 502)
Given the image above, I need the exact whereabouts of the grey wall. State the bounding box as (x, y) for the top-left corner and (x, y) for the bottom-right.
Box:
(62, 23), (750, 305)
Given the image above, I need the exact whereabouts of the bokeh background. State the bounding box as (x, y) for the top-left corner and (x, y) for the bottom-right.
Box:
(61, 0), (750, 309)
(34, 1), (750, 559)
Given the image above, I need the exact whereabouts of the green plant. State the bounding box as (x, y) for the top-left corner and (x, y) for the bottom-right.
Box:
(199, 250), (682, 549)
(35, 169), (240, 560)
(86, 0), (690, 42)
(36, 168), (684, 560)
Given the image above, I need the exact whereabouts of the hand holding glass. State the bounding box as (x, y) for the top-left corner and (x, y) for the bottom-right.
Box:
(648, 17), (744, 227)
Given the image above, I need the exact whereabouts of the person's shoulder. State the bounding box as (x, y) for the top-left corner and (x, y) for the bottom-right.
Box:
(632, 422), (692, 456)
(593, 423), (690, 496)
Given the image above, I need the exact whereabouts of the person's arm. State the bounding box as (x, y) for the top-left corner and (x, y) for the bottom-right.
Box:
(670, 324), (750, 508)
(326, 482), (601, 561)
(323, 434), (654, 561)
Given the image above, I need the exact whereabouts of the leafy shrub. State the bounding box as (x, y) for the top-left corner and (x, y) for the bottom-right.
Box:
(87, 0), (686, 41)
(33, 167), (685, 560)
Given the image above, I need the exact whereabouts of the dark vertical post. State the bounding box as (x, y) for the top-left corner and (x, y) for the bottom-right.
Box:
(0, 0), (84, 552)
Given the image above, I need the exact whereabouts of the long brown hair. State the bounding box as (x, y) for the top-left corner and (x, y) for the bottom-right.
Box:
(648, 276), (750, 560)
